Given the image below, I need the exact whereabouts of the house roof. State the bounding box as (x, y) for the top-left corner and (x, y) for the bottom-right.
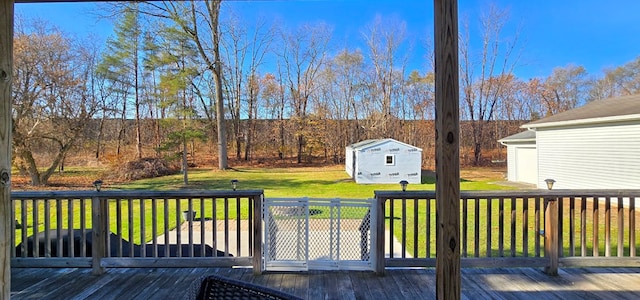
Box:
(347, 138), (422, 151)
(523, 93), (640, 129)
(498, 130), (536, 144)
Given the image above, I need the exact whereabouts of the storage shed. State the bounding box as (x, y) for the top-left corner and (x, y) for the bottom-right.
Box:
(501, 94), (640, 189)
(345, 139), (422, 184)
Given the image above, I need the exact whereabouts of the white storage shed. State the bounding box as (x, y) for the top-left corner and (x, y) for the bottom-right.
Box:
(345, 139), (422, 184)
(501, 94), (640, 189)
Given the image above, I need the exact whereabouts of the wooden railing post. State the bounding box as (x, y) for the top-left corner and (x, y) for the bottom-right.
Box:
(544, 197), (559, 275)
(374, 195), (386, 275)
(252, 194), (263, 275)
(91, 195), (106, 275)
(0, 1), (13, 298)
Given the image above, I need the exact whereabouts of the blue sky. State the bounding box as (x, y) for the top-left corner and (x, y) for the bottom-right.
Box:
(15, 0), (640, 80)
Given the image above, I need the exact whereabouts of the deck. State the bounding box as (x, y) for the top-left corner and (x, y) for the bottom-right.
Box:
(11, 267), (640, 299)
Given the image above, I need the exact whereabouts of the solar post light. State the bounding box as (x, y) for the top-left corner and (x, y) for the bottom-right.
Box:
(399, 180), (409, 192)
(231, 179), (238, 191)
(93, 179), (103, 192)
(544, 179), (555, 190)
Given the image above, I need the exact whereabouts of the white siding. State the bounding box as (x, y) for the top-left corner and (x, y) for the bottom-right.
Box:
(537, 122), (640, 189)
(352, 140), (422, 184)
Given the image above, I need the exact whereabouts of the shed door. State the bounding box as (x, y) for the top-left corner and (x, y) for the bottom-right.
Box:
(515, 147), (537, 184)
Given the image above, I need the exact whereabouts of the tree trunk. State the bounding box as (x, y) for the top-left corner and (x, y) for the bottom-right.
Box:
(211, 0), (227, 169)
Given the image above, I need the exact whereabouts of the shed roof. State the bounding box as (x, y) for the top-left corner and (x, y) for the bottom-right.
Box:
(347, 138), (422, 151)
(498, 130), (536, 144)
(523, 93), (640, 129)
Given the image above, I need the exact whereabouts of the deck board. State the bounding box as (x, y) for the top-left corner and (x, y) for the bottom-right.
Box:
(10, 267), (640, 299)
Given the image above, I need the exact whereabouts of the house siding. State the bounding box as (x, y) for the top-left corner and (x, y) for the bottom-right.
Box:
(536, 122), (640, 189)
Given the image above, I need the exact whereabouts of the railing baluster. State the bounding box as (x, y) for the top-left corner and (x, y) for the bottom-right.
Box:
(499, 197), (504, 257)
(558, 197), (563, 257)
(140, 197), (146, 257)
(522, 197), (529, 257)
(486, 198), (492, 257)
(474, 198), (480, 257)
(581, 197), (587, 256)
(413, 197), (419, 258)
(224, 197), (229, 256)
(631, 197), (636, 257)
(212, 196), (217, 256)
(20, 200), (27, 257)
(80, 198), (86, 257)
(236, 197), (241, 257)
(151, 198), (158, 257)
(33, 199), (39, 258)
(116, 198), (122, 257)
(618, 196), (624, 257)
(569, 197), (575, 257)
(389, 198), (394, 258)
(187, 198), (194, 257)
(68, 199), (74, 257)
(176, 198), (182, 257)
(593, 196), (599, 257)
(128, 198), (134, 257)
(426, 197), (431, 258)
(401, 198), (407, 258)
(44, 199), (50, 257)
(511, 197), (516, 257)
(163, 198), (169, 257)
(605, 197), (611, 257)
(200, 197), (206, 257)
(56, 199), (63, 257)
(248, 196), (254, 257)
(535, 197), (541, 257)
(462, 197), (468, 258)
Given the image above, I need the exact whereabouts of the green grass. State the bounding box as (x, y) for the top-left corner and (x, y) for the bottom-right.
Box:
(111, 166), (512, 197)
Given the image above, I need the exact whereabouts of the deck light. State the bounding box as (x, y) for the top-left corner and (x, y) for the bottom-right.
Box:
(399, 180), (409, 192)
(231, 179), (238, 191)
(93, 179), (103, 192)
(544, 179), (555, 190)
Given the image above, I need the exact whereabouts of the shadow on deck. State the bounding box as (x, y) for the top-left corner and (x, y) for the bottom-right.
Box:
(11, 267), (640, 299)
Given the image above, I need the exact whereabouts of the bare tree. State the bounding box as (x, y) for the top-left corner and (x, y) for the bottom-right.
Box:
(12, 20), (100, 185)
(362, 15), (408, 137)
(540, 64), (590, 116)
(460, 4), (521, 165)
(278, 23), (331, 163)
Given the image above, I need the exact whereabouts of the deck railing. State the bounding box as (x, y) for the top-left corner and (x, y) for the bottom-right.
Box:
(11, 190), (264, 274)
(11, 189), (640, 275)
(374, 190), (640, 274)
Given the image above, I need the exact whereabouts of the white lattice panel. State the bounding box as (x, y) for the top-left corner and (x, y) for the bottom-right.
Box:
(264, 198), (375, 271)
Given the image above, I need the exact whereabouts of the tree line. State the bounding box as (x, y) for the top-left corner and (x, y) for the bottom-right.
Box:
(12, 2), (640, 185)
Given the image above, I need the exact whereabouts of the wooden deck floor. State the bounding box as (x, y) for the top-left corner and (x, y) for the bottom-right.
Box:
(10, 267), (640, 299)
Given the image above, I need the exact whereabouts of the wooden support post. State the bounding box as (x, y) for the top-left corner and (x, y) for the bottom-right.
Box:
(0, 1), (13, 298)
(91, 196), (106, 275)
(544, 198), (559, 275)
(252, 194), (262, 275)
(434, 0), (461, 299)
(375, 195), (386, 275)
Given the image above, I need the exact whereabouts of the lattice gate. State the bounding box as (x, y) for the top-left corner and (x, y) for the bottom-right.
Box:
(263, 198), (376, 271)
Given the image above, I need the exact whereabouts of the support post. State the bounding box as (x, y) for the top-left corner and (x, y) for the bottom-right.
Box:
(544, 198), (559, 275)
(0, 1), (14, 298)
(375, 195), (386, 275)
(435, 0), (461, 298)
(91, 196), (106, 275)
(252, 194), (263, 275)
